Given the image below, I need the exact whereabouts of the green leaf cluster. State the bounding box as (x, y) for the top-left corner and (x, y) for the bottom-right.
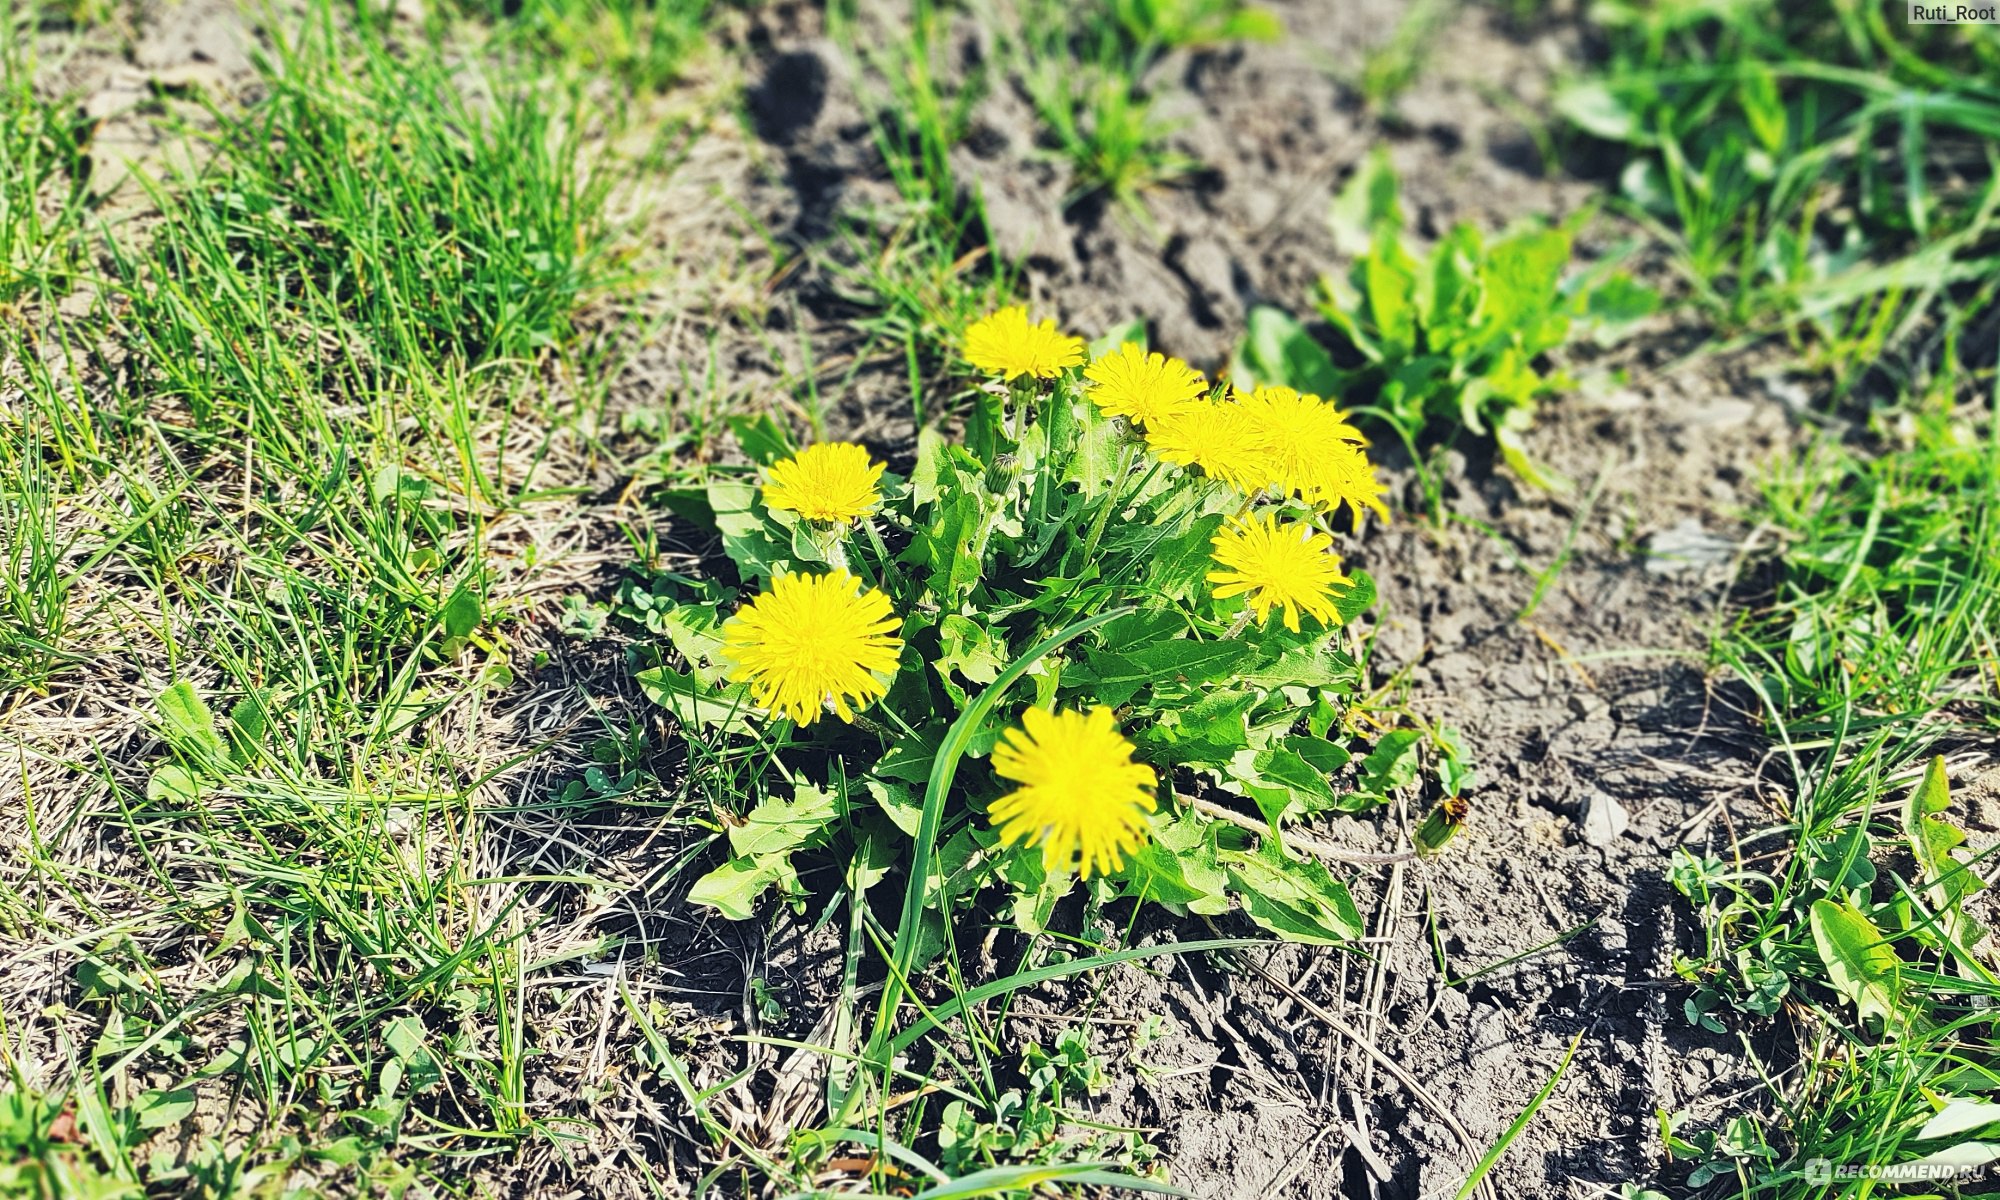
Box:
(1235, 150), (1655, 489)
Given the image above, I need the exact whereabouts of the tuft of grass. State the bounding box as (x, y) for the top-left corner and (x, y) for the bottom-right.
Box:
(1674, 397), (2000, 1191)
(456, 0), (714, 92)
(0, 18), (90, 305)
(1, 2), (653, 1191)
(1356, 0), (1455, 110)
(1558, 0), (2000, 397)
(826, 0), (1014, 412)
(1722, 409), (2000, 735)
(998, 0), (1279, 215)
(1003, 0), (1197, 213)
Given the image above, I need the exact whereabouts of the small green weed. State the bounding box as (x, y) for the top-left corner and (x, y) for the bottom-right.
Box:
(932, 1028), (1147, 1176)
(1235, 150), (1655, 492)
(612, 309), (1471, 1186)
(1000, 0), (1278, 213)
(637, 323), (1430, 945)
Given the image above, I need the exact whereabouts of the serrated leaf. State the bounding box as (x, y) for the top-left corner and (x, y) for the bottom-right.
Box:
(1118, 812), (1230, 915)
(996, 844), (1074, 935)
(937, 615), (1007, 688)
(1229, 746), (1338, 825)
(688, 856), (796, 921)
(1362, 230), (1421, 355)
(1221, 841), (1362, 944)
(876, 725), (945, 783)
(1553, 79), (1646, 144)
(1329, 146), (1402, 255)
(1133, 689), (1257, 766)
(708, 480), (785, 580)
(1073, 639), (1252, 707)
(1358, 729), (1424, 796)
(906, 490), (987, 602)
(864, 778), (924, 838)
(727, 785), (840, 859)
(691, 786), (842, 919)
(728, 413), (796, 466)
(636, 666), (758, 734)
(1479, 228), (1571, 341)
(1900, 756), (1988, 962)
(1283, 735), (1351, 778)
(660, 603), (726, 680)
(1333, 569), (1376, 625)
(1809, 898), (1902, 1033)
(1237, 634), (1360, 691)
(1061, 392), (1124, 498)
(1140, 512), (1225, 602)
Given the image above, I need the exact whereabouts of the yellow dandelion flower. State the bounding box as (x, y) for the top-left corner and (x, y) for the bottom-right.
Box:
(1083, 341), (1208, 427)
(1308, 441), (1393, 525)
(1207, 512), (1355, 633)
(763, 442), (885, 524)
(720, 570), (903, 726)
(962, 305), (1085, 380)
(989, 706), (1157, 879)
(1144, 399), (1270, 494)
(1234, 384), (1368, 500)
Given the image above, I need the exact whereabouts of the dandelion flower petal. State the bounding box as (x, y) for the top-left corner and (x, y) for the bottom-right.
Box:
(1206, 512), (1354, 633)
(1144, 399), (1270, 494)
(1234, 384), (1368, 501)
(763, 442), (886, 524)
(1309, 441), (1393, 525)
(963, 306), (1085, 380)
(988, 706), (1156, 879)
(720, 570), (903, 726)
(1084, 342), (1207, 427)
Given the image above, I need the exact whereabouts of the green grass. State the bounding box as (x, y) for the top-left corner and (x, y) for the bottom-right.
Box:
(0, 3), (651, 1191)
(824, 0), (1014, 411)
(1002, 0), (1196, 214)
(1669, 399), (2000, 1194)
(820, 0), (1280, 409)
(0, 14), (89, 304)
(1723, 412), (2000, 735)
(455, 0), (713, 93)
(1560, 0), (2000, 398)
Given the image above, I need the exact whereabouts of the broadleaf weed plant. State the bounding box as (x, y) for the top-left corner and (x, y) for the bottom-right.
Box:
(1236, 150), (1657, 495)
(633, 306), (1460, 965)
